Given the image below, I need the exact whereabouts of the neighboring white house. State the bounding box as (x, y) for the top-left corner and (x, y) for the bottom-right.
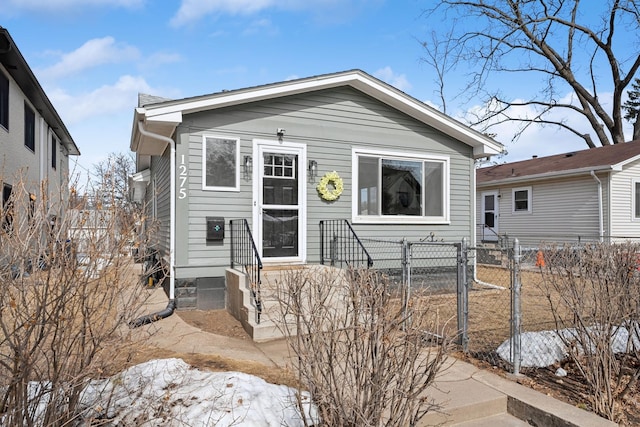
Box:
(476, 142), (640, 245)
(0, 26), (79, 218)
(129, 69), (504, 312)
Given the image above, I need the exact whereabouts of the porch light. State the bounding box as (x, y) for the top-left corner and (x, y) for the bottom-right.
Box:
(308, 160), (318, 178)
(243, 155), (252, 174)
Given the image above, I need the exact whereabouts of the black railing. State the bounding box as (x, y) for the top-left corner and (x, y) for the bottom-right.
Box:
(320, 219), (373, 268)
(229, 219), (263, 323)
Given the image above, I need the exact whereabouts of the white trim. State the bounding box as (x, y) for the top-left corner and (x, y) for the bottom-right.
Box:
(201, 135), (240, 192)
(512, 186), (532, 214)
(351, 147), (450, 224)
(252, 139), (307, 263)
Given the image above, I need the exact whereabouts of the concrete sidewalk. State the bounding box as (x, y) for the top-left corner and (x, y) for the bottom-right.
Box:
(135, 287), (616, 427)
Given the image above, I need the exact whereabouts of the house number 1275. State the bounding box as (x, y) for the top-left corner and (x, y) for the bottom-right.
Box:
(178, 154), (187, 199)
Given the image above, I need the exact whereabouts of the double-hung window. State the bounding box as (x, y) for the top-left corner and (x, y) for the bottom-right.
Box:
(0, 71), (8, 130)
(353, 149), (449, 223)
(202, 135), (240, 191)
(24, 102), (35, 152)
(512, 187), (532, 213)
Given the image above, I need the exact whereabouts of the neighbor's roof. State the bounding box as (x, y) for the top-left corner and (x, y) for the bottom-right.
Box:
(477, 142), (640, 186)
(130, 69), (504, 160)
(0, 27), (79, 156)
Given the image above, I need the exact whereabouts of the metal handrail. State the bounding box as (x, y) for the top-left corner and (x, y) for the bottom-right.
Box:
(319, 219), (373, 268)
(229, 219), (263, 323)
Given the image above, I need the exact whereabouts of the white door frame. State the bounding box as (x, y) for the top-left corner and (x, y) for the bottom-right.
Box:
(481, 191), (499, 241)
(252, 139), (307, 264)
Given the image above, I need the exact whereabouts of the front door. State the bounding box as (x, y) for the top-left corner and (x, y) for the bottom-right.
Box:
(254, 141), (306, 262)
(481, 191), (499, 241)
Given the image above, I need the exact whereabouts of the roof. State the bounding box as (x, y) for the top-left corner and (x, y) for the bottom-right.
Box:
(477, 141), (640, 186)
(0, 27), (79, 155)
(130, 69), (504, 160)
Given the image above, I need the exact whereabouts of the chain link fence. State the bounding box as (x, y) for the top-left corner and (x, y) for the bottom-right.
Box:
(359, 234), (640, 376)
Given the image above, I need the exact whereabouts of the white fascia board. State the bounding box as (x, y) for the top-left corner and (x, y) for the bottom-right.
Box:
(348, 76), (504, 157)
(145, 110), (183, 125)
(477, 165), (613, 187)
(612, 153), (640, 170)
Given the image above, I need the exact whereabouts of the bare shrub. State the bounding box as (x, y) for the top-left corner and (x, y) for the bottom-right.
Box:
(273, 266), (452, 426)
(539, 242), (640, 422)
(0, 172), (154, 425)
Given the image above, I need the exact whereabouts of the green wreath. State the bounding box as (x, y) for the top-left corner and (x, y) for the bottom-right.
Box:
(317, 171), (344, 201)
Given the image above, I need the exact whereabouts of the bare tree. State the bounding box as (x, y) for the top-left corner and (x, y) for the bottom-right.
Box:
(273, 267), (451, 426)
(91, 151), (136, 208)
(422, 0), (640, 148)
(0, 171), (154, 425)
(538, 242), (640, 423)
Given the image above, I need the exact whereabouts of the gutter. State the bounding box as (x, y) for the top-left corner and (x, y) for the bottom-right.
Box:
(590, 171), (604, 242)
(130, 120), (177, 326)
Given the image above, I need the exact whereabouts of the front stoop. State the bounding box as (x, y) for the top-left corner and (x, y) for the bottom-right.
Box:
(227, 264), (337, 342)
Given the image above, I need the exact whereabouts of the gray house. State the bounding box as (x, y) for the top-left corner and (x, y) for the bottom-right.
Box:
(0, 27), (79, 215)
(129, 70), (503, 318)
(476, 142), (640, 245)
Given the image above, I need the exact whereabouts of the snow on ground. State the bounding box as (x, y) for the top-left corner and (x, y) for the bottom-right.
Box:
(497, 325), (640, 368)
(78, 358), (318, 426)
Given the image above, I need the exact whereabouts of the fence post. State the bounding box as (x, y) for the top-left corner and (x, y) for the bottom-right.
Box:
(511, 237), (522, 376)
(402, 238), (411, 316)
(457, 238), (469, 350)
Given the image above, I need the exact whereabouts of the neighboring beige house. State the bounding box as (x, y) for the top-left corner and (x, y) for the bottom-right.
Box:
(0, 26), (79, 217)
(476, 142), (640, 245)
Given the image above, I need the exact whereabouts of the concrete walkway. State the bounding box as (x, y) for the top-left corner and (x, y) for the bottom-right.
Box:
(135, 287), (617, 427)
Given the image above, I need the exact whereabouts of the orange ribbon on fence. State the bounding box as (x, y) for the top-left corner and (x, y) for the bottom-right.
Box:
(535, 250), (545, 268)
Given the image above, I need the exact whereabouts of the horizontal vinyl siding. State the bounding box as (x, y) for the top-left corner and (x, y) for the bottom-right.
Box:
(478, 175), (603, 245)
(178, 87), (475, 274)
(611, 161), (640, 239)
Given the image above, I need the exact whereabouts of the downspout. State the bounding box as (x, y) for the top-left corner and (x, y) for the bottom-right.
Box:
(130, 120), (177, 327)
(591, 171), (604, 242)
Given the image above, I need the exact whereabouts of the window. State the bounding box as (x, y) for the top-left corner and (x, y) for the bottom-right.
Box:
(2, 183), (13, 233)
(24, 102), (35, 152)
(512, 187), (532, 213)
(0, 71), (7, 130)
(633, 180), (640, 220)
(353, 149), (449, 223)
(202, 136), (240, 191)
(51, 135), (57, 169)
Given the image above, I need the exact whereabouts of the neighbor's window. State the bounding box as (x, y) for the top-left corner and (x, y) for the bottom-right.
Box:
(202, 135), (240, 191)
(0, 71), (8, 130)
(634, 180), (640, 219)
(512, 187), (532, 213)
(24, 102), (35, 152)
(2, 183), (13, 233)
(354, 149), (449, 223)
(51, 135), (57, 169)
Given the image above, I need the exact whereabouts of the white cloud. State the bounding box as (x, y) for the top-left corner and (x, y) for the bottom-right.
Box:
(373, 66), (412, 92)
(456, 91), (634, 163)
(3, 0), (143, 13)
(170, 0), (379, 27)
(39, 37), (140, 80)
(48, 75), (152, 124)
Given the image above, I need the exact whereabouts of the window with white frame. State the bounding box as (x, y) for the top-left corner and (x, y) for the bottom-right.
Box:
(512, 187), (532, 213)
(633, 180), (640, 220)
(353, 149), (449, 223)
(202, 135), (240, 191)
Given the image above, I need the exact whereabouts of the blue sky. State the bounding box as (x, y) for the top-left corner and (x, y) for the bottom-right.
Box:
(1, 0), (602, 180)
